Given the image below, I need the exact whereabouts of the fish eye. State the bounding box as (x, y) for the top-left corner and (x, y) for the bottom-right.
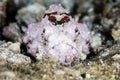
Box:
(48, 16), (57, 22)
(60, 16), (70, 23)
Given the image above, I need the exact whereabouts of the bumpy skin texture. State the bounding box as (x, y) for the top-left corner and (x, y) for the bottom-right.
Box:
(23, 4), (91, 65)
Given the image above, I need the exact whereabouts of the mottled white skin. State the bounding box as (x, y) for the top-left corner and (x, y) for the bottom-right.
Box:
(23, 4), (91, 65)
(45, 4), (69, 14)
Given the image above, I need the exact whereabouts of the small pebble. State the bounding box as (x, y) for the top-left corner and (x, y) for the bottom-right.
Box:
(8, 42), (20, 53)
(112, 54), (120, 61)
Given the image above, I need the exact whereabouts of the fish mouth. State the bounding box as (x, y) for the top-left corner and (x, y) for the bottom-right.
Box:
(43, 43), (79, 64)
(47, 42), (78, 53)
